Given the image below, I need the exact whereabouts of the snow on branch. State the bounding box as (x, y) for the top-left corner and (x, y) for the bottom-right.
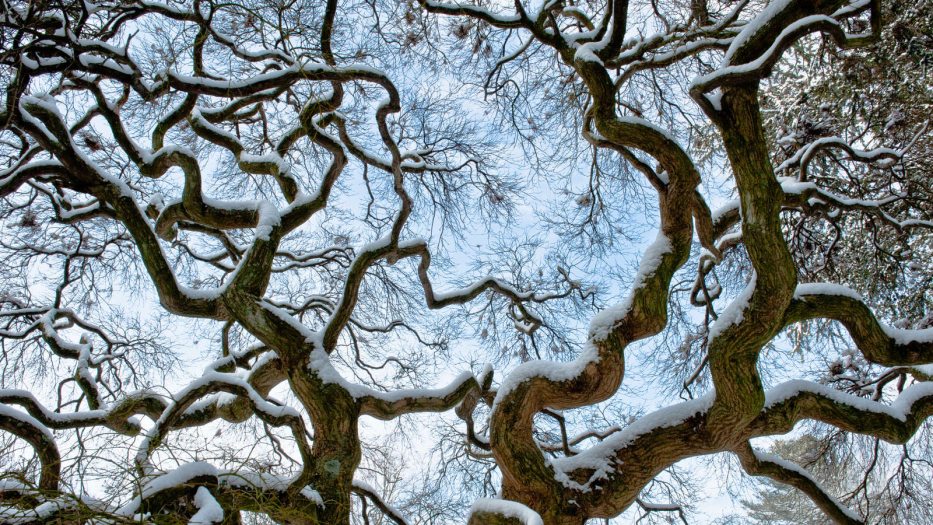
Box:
(468, 498), (544, 525)
(136, 372), (311, 484)
(734, 441), (863, 525)
(0, 404), (60, 491)
(786, 284), (933, 366)
(753, 379), (933, 446)
(189, 487), (224, 524)
(359, 371), (482, 420)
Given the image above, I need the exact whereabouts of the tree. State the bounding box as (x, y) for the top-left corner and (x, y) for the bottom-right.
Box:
(0, 0), (931, 523)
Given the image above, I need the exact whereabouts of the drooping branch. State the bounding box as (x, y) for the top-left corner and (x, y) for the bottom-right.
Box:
(0, 405), (61, 491)
(352, 480), (411, 525)
(734, 441), (863, 525)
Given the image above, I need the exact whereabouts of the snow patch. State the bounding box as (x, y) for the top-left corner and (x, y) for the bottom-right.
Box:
(494, 344), (599, 406)
(189, 487), (224, 524)
(708, 272), (756, 341)
(794, 282), (863, 301)
(589, 233), (672, 341)
(470, 498), (543, 525)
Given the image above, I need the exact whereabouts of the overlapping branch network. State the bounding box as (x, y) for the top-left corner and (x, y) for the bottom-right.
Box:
(0, 0), (931, 523)
(416, 0), (933, 524)
(0, 0), (578, 522)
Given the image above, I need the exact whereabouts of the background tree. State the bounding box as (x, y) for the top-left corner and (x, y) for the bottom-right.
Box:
(0, 0), (932, 524)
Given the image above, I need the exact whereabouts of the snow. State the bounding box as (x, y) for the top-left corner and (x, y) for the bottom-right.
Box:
(367, 371), (474, 403)
(342, 63), (390, 77)
(723, 0), (793, 63)
(183, 391), (240, 418)
(494, 344), (599, 406)
(190, 487), (224, 524)
(115, 469), (320, 520)
(549, 454), (614, 492)
(77, 54), (135, 76)
(588, 302), (632, 342)
(833, 0), (873, 18)
(181, 372), (299, 419)
(892, 382), (933, 413)
(776, 138), (900, 174)
(179, 284), (225, 301)
(19, 96), (141, 199)
(299, 486), (324, 506)
(694, 12), (840, 92)
(22, 56), (69, 69)
(116, 462), (218, 517)
(708, 272), (756, 342)
(0, 404), (54, 441)
(75, 342), (96, 390)
(76, 37), (127, 56)
(308, 340), (483, 406)
(358, 234), (393, 254)
(219, 471), (279, 489)
(616, 116), (679, 143)
(255, 201), (281, 241)
(574, 44), (604, 65)
(167, 61), (393, 96)
(189, 109), (240, 143)
(478, 363), (494, 386)
(793, 282), (863, 301)
(0, 499), (71, 524)
(169, 64), (301, 91)
(433, 277), (501, 302)
(901, 219), (933, 229)
(140, 0), (188, 15)
(552, 394), (715, 490)
(779, 176), (904, 209)
(240, 153), (289, 173)
(137, 371), (301, 472)
(639, 501), (681, 511)
(17, 97), (61, 145)
(470, 498), (543, 525)
(794, 283), (933, 345)
(881, 326), (933, 346)
(0, 478), (27, 490)
(141, 462), (218, 499)
(711, 200), (740, 225)
(765, 380), (933, 423)
(589, 233), (673, 341)
(259, 300), (318, 342)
